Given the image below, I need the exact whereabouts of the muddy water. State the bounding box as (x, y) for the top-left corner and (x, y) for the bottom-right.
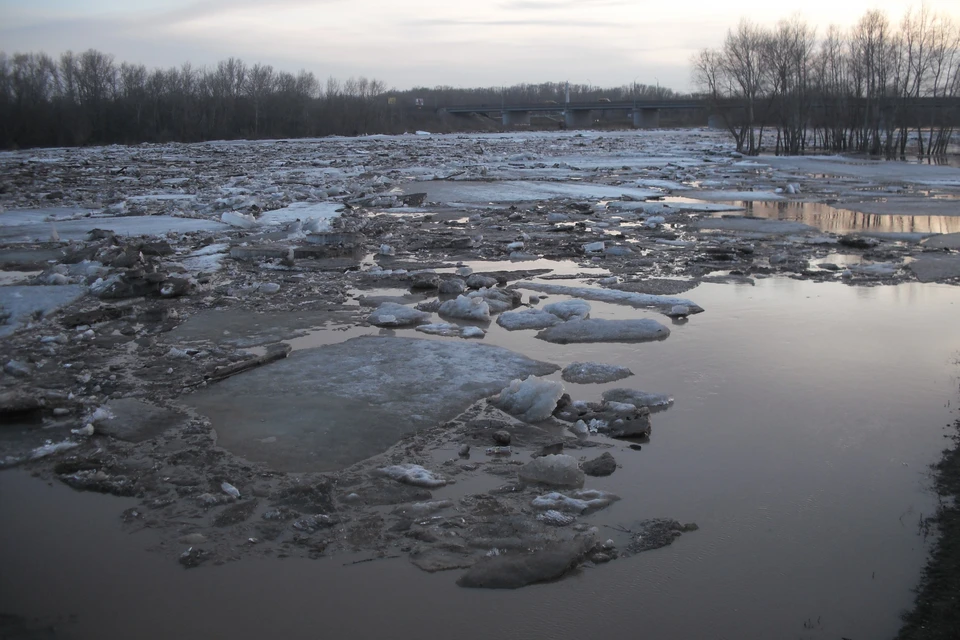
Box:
(728, 200), (960, 235)
(2, 278), (960, 640)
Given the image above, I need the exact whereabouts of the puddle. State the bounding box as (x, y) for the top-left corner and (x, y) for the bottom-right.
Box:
(721, 200), (960, 235)
(4, 277), (960, 639)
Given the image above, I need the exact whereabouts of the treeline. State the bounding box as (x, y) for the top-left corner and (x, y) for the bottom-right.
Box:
(694, 5), (960, 156)
(0, 49), (680, 149)
(0, 51), (399, 148)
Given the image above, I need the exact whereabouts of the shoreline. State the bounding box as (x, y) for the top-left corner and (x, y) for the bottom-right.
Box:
(898, 413), (960, 640)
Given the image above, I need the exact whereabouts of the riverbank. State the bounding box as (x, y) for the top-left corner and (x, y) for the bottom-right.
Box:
(898, 416), (960, 640)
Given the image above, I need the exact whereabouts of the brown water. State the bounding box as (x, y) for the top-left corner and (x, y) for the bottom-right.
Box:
(2, 277), (959, 640)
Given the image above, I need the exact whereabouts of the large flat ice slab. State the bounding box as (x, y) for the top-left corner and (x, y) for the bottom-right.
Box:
(186, 336), (558, 471)
(908, 254), (960, 282)
(536, 318), (670, 344)
(0, 214), (226, 242)
(695, 217), (816, 234)
(0, 285), (86, 337)
(407, 180), (662, 204)
(258, 202), (343, 227)
(922, 232), (960, 250)
(762, 155), (960, 187)
(515, 283), (702, 313)
(0, 208), (98, 225)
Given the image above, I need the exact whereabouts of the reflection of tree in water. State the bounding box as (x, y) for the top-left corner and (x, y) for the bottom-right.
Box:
(739, 201), (960, 234)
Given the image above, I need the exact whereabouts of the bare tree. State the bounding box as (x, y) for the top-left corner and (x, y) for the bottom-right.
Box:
(245, 63), (274, 136)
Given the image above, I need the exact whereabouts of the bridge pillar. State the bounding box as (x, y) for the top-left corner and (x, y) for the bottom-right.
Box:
(502, 110), (530, 126)
(633, 108), (660, 129)
(564, 109), (593, 129)
(707, 114), (726, 130)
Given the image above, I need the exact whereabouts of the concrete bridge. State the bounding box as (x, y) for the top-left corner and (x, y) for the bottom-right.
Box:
(440, 96), (960, 130)
(440, 99), (707, 129)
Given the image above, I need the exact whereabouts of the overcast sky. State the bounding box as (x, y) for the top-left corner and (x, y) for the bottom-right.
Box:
(3, 0), (960, 92)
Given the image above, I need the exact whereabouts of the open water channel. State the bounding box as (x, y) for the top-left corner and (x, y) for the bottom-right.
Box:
(2, 272), (959, 640)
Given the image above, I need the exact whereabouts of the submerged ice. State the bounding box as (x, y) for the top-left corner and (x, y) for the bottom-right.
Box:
(185, 337), (558, 471)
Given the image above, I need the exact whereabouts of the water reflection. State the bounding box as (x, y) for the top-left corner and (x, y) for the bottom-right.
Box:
(728, 201), (960, 234)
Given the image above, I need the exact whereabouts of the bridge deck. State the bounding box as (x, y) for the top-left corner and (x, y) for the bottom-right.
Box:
(442, 100), (705, 114)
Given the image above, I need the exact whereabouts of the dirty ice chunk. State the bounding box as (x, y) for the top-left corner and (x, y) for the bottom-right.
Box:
(850, 262), (900, 277)
(542, 299), (591, 321)
(221, 482), (241, 499)
(415, 323), (486, 339)
(495, 376), (564, 423)
(392, 499), (454, 518)
(537, 318), (670, 344)
(379, 464), (448, 488)
(467, 287), (520, 314)
(519, 283), (703, 314)
(259, 202), (342, 228)
(89, 405), (115, 424)
(561, 362), (633, 384)
(439, 295), (491, 322)
(583, 241), (605, 253)
(602, 388), (674, 411)
(221, 211), (260, 229)
(644, 215), (666, 228)
(537, 510), (576, 526)
(30, 440), (79, 460)
(569, 420), (589, 439)
(496, 309), (562, 331)
(531, 489), (620, 513)
(666, 305), (690, 318)
(368, 302), (431, 327)
(456, 537), (594, 589)
(908, 254), (960, 282)
(518, 455), (585, 488)
(0, 285), (86, 338)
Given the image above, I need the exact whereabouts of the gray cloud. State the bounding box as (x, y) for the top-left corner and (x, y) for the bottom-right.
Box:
(498, 0), (628, 9)
(142, 0), (345, 28)
(406, 17), (631, 29)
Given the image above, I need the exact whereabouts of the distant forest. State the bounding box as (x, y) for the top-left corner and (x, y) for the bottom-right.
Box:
(694, 6), (960, 156)
(0, 49), (678, 149)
